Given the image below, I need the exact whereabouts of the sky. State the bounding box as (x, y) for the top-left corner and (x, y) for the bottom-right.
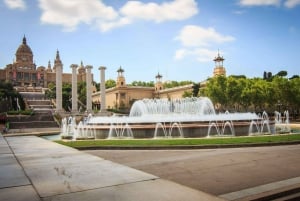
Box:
(0, 0), (299, 84)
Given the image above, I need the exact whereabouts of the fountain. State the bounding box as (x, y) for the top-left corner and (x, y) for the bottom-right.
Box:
(248, 111), (271, 135)
(275, 110), (291, 133)
(153, 122), (184, 138)
(61, 116), (76, 139)
(60, 97), (279, 140)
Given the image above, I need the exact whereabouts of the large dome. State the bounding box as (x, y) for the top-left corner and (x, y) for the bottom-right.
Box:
(16, 36), (33, 55)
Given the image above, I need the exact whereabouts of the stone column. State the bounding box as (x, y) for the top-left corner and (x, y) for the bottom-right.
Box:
(55, 62), (62, 112)
(99, 66), (106, 113)
(71, 64), (78, 113)
(85, 65), (93, 113)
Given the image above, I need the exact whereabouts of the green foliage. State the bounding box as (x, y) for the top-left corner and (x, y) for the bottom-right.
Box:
(192, 83), (200, 97)
(163, 80), (193, 89)
(77, 82), (86, 106)
(62, 83), (72, 111)
(276, 70), (288, 77)
(130, 81), (154, 87)
(0, 81), (25, 111)
(7, 109), (34, 115)
(203, 76), (228, 109)
(202, 75), (300, 112)
(105, 79), (116, 88)
(182, 90), (193, 98)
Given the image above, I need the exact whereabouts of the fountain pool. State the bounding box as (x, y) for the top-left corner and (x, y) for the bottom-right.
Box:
(60, 97), (277, 140)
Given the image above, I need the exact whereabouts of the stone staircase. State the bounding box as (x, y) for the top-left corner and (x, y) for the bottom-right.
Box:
(7, 92), (59, 133)
(27, 100), (54, 110)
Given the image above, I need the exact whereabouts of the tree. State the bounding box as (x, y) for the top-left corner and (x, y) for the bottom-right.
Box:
(182, 90), (193, 98)
(272, 76), (290, 110)
(240, 79), (252, 111)
(163, 80), (193, 89)
(130, 81), (154, 87)
(289, 77), (300, 111)
(62, 83), (72, 111)
(203, 76), (228, 111)
(290, 75), (299, 80)
(105, 79), (116, 89)
(77, 82), (86, 106)
(226, 76), (245, 111)
(0, 81), (25, 111)
(192, 83), (200, 97)
(276, 70), (287, 77)
(250, 79), (269, 112)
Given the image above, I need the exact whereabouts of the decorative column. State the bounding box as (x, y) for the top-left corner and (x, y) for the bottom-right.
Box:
(85, 65), (93, 113)
(99, 66), (106, 113)
(71, 64), (78, 113)
(55, 50), (63, 112)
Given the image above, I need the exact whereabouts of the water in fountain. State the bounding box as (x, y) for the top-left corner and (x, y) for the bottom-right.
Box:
(107, 123), (133, 139)
(62, 97), (274, 140)
(207, 111), (235, 137)
(61, 116), (76, 139)
(275, 110), (291, 133)
(75, 117), (96, 139)
(153, 122), (184, 138)
(248, 111), (271, 135)
(129, 97), (215, 117)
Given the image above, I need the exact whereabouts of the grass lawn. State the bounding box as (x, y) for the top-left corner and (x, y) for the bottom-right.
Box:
(55, 134), (300, 149)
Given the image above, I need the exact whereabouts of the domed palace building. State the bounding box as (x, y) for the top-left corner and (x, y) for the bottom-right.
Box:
(0, 36), (93, 92)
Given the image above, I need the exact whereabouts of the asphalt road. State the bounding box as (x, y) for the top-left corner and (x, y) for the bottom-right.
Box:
(85, 144), (300, 196)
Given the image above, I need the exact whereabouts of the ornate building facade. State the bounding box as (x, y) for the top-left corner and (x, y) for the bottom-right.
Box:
(213, 51), (226, 77)
(92, 67), (195, 110)
(92, 52), (226, 111)
(0, 36), (93, 91)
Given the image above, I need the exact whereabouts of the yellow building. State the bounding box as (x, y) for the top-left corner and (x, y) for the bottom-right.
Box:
(92, 68), (195, 111)
(92, 51), (226, 111)
(213, 51), (226, 77)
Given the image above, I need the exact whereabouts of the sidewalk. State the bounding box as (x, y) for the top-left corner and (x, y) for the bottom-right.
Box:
(0, 134), (223, 201)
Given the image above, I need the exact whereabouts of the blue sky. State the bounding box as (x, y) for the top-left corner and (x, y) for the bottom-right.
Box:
(0, 0), (299, 83)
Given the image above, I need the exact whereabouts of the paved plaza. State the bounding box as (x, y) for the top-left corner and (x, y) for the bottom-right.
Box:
(2, 133), (300, 200)
(0, 134), (222, 201)
(85, 144), (300, 199)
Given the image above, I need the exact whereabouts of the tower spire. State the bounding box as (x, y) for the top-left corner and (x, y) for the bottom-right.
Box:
(22, 35), (27, 45)
(56, 49), (60, 60)
(213, 50), (226, 77)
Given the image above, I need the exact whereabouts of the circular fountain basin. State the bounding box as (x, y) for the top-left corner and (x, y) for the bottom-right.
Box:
(85, 113), (274, 139)
(60, 98), (278, 140)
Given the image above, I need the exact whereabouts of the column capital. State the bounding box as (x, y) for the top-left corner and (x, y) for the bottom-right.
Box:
(85, 65), (93, 70)
(70, 64), (78, 69)
(99, 66), (106, 70)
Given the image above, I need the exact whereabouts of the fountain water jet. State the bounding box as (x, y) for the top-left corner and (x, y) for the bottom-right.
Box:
(275, 110), (291, 133)
(248, 111), (271, 135)
(60, 97), (278, 139)
(153, 122), (184, 138)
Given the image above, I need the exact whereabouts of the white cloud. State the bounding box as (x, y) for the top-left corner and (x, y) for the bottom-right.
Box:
(99, 17), (131, 32)
(174, 25), (234, 63)
(38, 0), (198, 32)
(175, 25), (235, 47)
(4, 0), (26, 10)
(120, 0), (198, 23)
(239, 0), (280, 6)
(39, 0), (119, 32)
(284, 0), (300, 8)
(174, 48), (216, 62)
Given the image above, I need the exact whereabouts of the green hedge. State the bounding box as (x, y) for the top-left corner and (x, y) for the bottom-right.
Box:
(7, 110), (34, 115)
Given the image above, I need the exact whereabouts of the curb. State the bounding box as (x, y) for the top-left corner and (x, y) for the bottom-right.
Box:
(74, 140), (300, 150)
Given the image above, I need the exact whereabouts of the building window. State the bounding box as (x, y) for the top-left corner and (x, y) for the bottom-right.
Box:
(120, 93), (126, 99)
